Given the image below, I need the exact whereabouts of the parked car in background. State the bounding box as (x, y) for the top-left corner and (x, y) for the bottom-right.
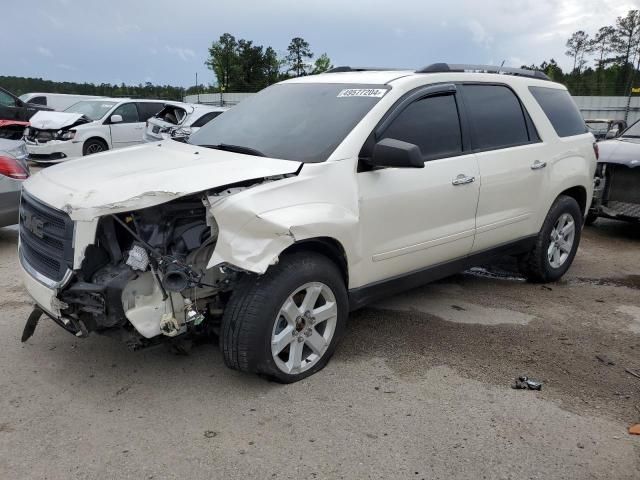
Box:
(18, 93), (105, 112)
(0, 135), (29, 163)
(25, 98), (176, 163)
(0, 120), (30, 141)
(0, 86), (52, 121)
(0, 148), (29, 227)
(586, 118), (628, 141)
(143, 103), (228, 142)
(587, 119), (640, 224)
(19, 64), (595, 383)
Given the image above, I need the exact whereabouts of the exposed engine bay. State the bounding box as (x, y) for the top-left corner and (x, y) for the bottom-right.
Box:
(55, 192), (238, 349)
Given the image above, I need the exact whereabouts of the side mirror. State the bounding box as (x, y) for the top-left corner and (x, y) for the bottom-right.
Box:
(110, 114), (123, 124)
(367, 138), (424, 168)
(605, 130), (617, 139)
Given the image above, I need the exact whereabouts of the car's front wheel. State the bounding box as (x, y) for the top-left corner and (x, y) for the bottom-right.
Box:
(520, 195), (582, 283)
(220, 251), (348, 383)
(82, 138), (107, 156)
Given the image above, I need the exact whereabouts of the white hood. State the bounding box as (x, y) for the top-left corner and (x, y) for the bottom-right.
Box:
(24, 140), (301, 220)
(28, 111), (89, 130)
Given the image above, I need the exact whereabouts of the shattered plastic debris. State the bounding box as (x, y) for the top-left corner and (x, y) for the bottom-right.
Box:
(512, 375), (542, 391)
(629, 424), (640, 435)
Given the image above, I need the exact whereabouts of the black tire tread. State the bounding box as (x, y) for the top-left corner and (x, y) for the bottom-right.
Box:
(220, 251), (346, 382)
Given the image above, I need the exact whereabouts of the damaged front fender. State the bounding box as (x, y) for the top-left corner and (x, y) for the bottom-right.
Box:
(208, 202), (360, 276)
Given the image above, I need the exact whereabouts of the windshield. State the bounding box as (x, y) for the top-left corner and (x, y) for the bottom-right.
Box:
(621, 120), (640, 138)
(64, 100), (117, 120)
(188, 83), (388, 162)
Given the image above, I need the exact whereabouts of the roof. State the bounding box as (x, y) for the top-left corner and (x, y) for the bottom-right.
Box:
(283, 64), (557, 87)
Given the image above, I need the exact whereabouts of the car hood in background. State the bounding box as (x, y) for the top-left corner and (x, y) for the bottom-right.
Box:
(24, 140), (301, 220)
(28, 111), (91, 130)
(597, 139), (640, 168)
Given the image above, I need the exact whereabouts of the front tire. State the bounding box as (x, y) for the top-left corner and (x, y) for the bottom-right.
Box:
(82, 138), (107, 156)
(520, 195), (582, 283)
(220, 252), (348, 383)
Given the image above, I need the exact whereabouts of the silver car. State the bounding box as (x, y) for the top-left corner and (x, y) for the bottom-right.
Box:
(0, 139), (30, 227)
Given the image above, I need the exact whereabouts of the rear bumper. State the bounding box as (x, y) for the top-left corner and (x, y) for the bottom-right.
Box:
(26, 139), (83, 163)
(0, 178), (23, 227)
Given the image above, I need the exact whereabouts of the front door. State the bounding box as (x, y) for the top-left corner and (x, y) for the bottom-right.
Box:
(357, 87), (480, 285)
(108, 102), (144, 148)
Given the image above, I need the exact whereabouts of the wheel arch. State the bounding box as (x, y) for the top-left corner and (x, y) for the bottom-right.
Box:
(281, 237), (349, 286)
(558, 185), (587, 216)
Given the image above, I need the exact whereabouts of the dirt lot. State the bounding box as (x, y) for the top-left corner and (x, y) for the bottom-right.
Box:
(0, 219), (639, 479)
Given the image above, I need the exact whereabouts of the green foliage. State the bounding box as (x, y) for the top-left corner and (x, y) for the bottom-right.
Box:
(286, 37), (314, 77)
(0, 76), (187, 100)
(526, 9), (640, 95)
(312, 53), (333, 74)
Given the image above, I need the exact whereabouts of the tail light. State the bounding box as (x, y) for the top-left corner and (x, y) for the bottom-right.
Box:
(593, 142), (599, 160)
(0, 154), (29, 180)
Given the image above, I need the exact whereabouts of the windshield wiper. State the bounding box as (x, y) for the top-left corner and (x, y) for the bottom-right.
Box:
(199, 143), (266, 157)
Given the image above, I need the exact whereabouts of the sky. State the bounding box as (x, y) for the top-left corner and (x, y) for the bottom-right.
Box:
(3, 0), (638, 88)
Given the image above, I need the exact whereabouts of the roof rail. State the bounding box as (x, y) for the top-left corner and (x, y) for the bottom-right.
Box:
(416, 63), (550, 81)
(326, 66), (407, 73)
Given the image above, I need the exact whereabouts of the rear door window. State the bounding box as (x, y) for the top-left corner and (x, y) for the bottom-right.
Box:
(112, 103), (139, 123)
(137, 102), (165, 122)
(529, 86), (588, 137)
(191, 111), (223, 128)
(461, 84), (532, 150)
(28, 96), (47, 105)
(381, 93), (463, 160)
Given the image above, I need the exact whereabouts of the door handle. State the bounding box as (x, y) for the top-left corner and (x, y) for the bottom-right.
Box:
(531, 160), (547, 170)
(452, 174), (475, 186)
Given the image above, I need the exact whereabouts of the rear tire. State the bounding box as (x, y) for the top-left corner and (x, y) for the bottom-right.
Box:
(82, 138), (108, 156)
(520, 195), (582, 283)
(220, 252), (348, 383)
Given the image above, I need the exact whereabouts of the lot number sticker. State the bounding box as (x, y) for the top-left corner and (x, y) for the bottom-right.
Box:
(337, 89), (387, 98)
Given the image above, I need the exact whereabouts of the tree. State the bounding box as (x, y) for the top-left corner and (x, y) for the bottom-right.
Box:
(264, 47), (282, 85)
(614, 10), (640, 67)
(591, 26), (617, 69)
(312, 53), (333, 74)
(286, 37), (313, 77)
(205, 33), (238, 91)
(237, 39), (267, 90)
(565, 31), (591, 74)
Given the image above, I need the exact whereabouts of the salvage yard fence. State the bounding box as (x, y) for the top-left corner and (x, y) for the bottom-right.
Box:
(574, 96), (640, 125)
(184, 93), (640, 126)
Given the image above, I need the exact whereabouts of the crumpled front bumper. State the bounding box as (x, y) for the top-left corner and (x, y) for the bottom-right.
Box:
(25, 139), (83, 163)
(20, 256), (83, 337)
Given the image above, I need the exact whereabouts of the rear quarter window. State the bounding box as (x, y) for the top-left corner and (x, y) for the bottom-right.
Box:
(528, 87), (587, 137)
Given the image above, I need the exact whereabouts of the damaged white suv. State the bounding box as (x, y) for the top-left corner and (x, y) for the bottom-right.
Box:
(19, 64), (596, 382)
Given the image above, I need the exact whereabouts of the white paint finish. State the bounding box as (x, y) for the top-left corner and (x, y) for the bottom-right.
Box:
(21, 70), (597, 313)
(23, 140), (301, 220)
(471, 143), (545, 251)
(372, 284), (535, 326)
(25, 99), (179, 162)
(28, 111), (86, 130)
(357, 154), (480, 283)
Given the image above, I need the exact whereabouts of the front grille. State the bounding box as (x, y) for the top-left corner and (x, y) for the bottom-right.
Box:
(19, 192), (74, 282)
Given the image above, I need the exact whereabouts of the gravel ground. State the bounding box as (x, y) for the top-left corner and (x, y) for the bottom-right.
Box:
(0, 219), (639, 479)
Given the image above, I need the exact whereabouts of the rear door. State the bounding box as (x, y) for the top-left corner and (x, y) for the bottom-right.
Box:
(357, 85), (480, 283)
(108, 102), (143, 147)
(458, 83), (546, 252)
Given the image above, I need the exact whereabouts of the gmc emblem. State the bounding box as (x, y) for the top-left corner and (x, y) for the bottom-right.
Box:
(22, 211), (45, 238)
